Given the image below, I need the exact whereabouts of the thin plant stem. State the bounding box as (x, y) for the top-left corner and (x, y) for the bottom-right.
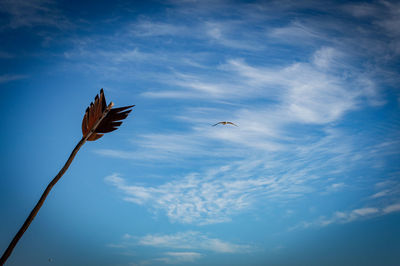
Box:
(0, 137), (86, 265)
(0, 101), (113, 266)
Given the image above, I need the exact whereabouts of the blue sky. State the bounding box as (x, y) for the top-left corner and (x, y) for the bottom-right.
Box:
(0, 0), (399, 265)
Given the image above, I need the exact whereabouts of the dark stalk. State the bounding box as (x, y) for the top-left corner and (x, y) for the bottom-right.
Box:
(0, 102), (113, 265)
(0, 137), (86, 265)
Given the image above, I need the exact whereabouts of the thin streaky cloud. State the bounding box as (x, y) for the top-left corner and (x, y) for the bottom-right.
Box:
(371, 189), (390, 199)
(142, 47), (381, 127)
(370, 178), (400, 200)
(291, 203), (400, 230)
(104, 123), (399, 225)
(115, 46), (387, 165)
(204, 21), (262, 50)
(108, 231), (254, 264)
(104, 144), (339, 225)
(134, 231), (253, 253)
(383, 203), (400, 214)
(161, 252), (202, 263)
(268, 21), (326, 44)
(128, 19), (189, 37)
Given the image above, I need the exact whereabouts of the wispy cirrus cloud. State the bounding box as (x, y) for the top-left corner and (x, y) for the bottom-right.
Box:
(324, 182), (346, 193)
(344, 1), (400, 37)
(105, 158), (316, 225)
(345, 1), (400, 58)
(104, 135), (347, 225)
(383, 203), (400, 214)
(98, 39), (398, 229)
(144, 47), (382, 120)
(109, 231), (253, 264)
(156, 252), (202, 264)
(130, 231), (253, 253)
(128, 19), (189, 37)
(83, 0), (400, 243)
(291, 202), (400, 230)
(204, 21), (261, 50)
(370, 177), (400, 200)
(104, 123), (399, 226)
(62, 1), (399, 98)
(268, 21), (326, 45)
(98, 46), (384, 164)
(129, 252), (202, 265)
(106, 170), (264, 225)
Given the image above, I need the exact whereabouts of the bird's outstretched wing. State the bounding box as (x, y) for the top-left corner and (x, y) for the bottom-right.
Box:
(212, 121), (238, 127)
(212, 122), (223, 126)
(226, 122), (238, 127)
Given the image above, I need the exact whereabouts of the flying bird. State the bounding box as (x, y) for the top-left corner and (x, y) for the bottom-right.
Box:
(212, 121), (238, 127)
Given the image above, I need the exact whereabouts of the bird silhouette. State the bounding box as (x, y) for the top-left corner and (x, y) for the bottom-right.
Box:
(212, 121), (238, 127)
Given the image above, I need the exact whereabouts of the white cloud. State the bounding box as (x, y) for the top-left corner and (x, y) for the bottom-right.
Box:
(225, 54), (370, 125)
(344, 1), (400, 56)
(129, 20), (189, 37)
(370, 179), (400, 199)
(135, 231), (252, 253)
(127, 17), (260, 53)
(64, 44), (151, 64)
(105, 135), (350, 225)
(159, 252), (202, 263)
(97, 133), (208, 162)
(110, 47), (384, 165)
(141, 70), (255, 100)
(109, 231), (253, 264)
(371, 189), (389, 199)
(143, 47), (380, 126)
(95, 149), (138, 160)
(268, 21), (325, 43)
(292, 203), (400, 230)
(204, 21), (259, 50)
(344, 1), (400, 36)
(326, 182), (345, 192)
(351, 207), (379, 217)
(103, 101), (397, 226)
(106, 170), (269, 224)
(383, 203), (400, 214)
(312, 47), (344, 69)
(71, 1), (399, 238)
